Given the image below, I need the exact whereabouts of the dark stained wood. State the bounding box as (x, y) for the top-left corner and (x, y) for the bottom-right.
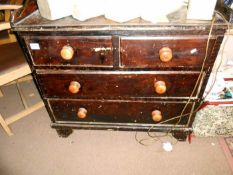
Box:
(11, 1), (231, 140)
(36, 71), (201, 99)
(0, 0), (23, 5)
(172, 130), (191, 141)
(120, 37), (216, 69)
(16, 28), (227, 37)
(112, 36), (120, 68)
(51, 123), (193, 138)
(11, 11), (229, 35)
(55, 127), (73, 138)
(11, 0), (38, 24)
(24, 36), (113, 67)
(49, 99), (193, 125)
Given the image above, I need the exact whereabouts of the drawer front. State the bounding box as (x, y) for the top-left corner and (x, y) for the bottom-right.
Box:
(24, 36), (113, 67)
(37, 71), (201, 99)
(120, 37), (216, 69)
(49, 99), (193, 124)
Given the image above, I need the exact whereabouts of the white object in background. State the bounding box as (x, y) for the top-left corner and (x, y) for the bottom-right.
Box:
(187, 0), (217, 20)
(212, 53), (227, 72)
(140, 0), (184, 23)
(213, 35), (233, 78)
(37, 0), (73, 20)
(72, 0), (106, 21)
(162, 142), (173, 152)
(219, 35), (233, 67)
(105, 0), (140, 22)
(204, 73), (226, 101)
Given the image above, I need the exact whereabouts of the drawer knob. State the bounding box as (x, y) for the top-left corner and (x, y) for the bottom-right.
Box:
(77, 108), (87, 119)
(69, 81), (81, 94)
(60, 45), (74, 60)
(152, 110), (162, 122)
(159, 47), (173, 62)
(154, 80), (166, 94)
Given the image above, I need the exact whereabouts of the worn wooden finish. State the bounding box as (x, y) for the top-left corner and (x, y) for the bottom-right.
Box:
(0, 0), (23, 10)
(11, 0), (232, 140)
(49, 99), (193, 125)
(55, 127), (73, 138)
(120, 37), (216, 69)
(36, 71), (201, 99)
(11, 12), (229, 35)
(51, 122), (192, 141)
(0, 0), (23, 5)
(12, 0), (38, 24)
(24, 36), (113, 67)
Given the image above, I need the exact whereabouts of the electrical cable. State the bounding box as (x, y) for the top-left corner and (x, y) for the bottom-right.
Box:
(135, 11), (231, 146)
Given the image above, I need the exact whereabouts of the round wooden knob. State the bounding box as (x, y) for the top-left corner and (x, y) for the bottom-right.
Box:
(77, 108), (87, 119)
(152, 110), (162, 122)
(68, 81), (81, 94)
(60, 45), (74, 60)
(159, 47), (173, 62)
(154, 80), (166, 94)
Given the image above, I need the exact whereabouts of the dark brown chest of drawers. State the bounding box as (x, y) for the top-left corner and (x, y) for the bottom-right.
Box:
(12, 1), (231, 140)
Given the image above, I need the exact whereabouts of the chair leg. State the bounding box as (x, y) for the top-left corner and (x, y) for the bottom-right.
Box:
(5, 101), (44, 125)
(0, 88), (3, 97)
(16, 80), (28, 109)
(0, 114), (13, 136)
(0, 102), (44, 136)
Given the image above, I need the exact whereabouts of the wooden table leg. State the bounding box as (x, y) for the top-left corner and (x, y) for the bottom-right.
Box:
(0, 114), (13, 136)
(0, 88), (3, 97)
(0, 102), (44, 136)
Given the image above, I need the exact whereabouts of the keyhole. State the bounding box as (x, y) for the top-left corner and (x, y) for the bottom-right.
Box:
(99, 52), (106, 64)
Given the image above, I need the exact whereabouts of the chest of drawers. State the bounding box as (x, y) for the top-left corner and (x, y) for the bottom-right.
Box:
(12, 0), (231, 141)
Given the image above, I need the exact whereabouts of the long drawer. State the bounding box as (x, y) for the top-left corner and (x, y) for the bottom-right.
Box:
(49, 99), (194, 125)
(24, 36), (113, 67)
(37, 71), (202, 99)
(120, 36), (216, 69)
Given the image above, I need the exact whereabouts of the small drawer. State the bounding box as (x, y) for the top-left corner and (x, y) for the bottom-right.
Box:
(49, 99), (194, 124)
(120, 36), (216, 69)
(24, 36), (113, 67)
(37, 71), (202, 99)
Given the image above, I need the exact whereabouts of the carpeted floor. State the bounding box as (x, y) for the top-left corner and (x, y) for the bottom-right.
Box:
(219, 137), (233, 173)
(193, 106), (233, 137)
(225, 137), (233, 157)
(225, 137), (233, 156)
(0, 80), (232, 175)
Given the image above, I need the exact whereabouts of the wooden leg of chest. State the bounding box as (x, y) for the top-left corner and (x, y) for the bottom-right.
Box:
(55, 128), (73, 138)
(172, 131), (191, 141)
